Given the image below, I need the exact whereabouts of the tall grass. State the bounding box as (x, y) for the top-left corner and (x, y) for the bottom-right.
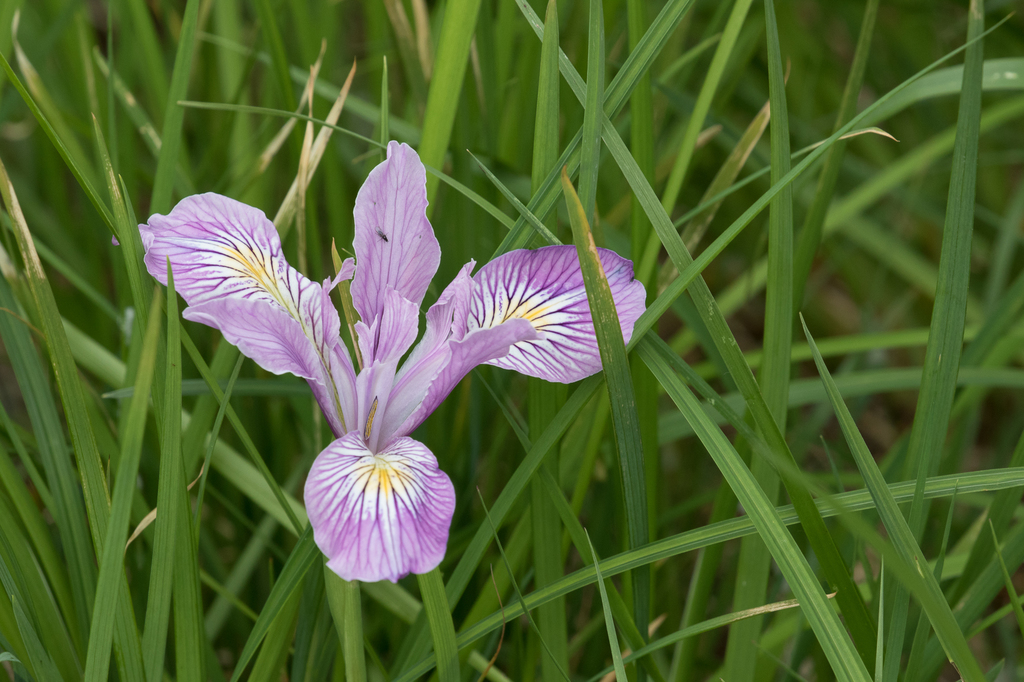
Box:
(1, 0), (1024, 680)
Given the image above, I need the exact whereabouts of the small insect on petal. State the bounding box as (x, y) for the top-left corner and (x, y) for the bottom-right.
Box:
(376, 228), (389, 243)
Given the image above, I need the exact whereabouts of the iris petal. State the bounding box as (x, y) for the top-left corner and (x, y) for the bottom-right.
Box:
(140, 193), (357, 434)
(352, 141), (441, 331)
(469, 245), (647, 383)
(305, 432), (455, 583)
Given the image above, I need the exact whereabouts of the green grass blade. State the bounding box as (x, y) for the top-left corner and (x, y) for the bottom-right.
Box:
(600, 50), (881, 673)
(418, 568), (460, 682)
(528, 3), (570, 674)
(179, 326), (306, 535)
(150, 0), (200, 214)
(625, 0), (661, 594)
(577, 0), (604, 229)
(496, 0), (696, 254)
(949, 428), (1024, 603)
(229, 525), (318, 682)
(0, 393), (75, 652)
(889, 1), (987, 675)
(92, 51), (196, 197)
(83, 285), (161, 682)
(140, 262), (185, 682)
(0, 154), (146, 680)
(589, 531), (628, 682)
(636, 342), (871, 682)
(380, 56), (389, 156)
(248, 580), (303, 682)
(325, 569), (366, 682)
(0, 494), (81, 682)
(801, 316), (985, 681)
(988, 521), (1024, 640)
(394, 463), (1024, 680)
(660, 0), (754, 216)
(10, 594), (63, 682)
(563, 168), (649, 638)
(193, 353), (245, 528)
(0, 270), (94, 649)
(60, 316), (307, 531)
(533, 0), (560, 203)
(723, 2), (798, 677)
(792, 0), (879, 308)
(418, 0), (483, 205)
(904, 486), (960, 679)
(120, 0), (169, 117)
(0, 52), (114, 231)
(875, 564), (884, 682)
(478, 492), (571, 682)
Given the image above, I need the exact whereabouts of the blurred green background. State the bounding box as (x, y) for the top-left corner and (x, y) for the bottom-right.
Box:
(1, 0), (1024, 680)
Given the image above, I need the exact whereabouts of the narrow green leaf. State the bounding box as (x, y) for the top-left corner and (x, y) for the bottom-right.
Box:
(0, 403), (75, 652)
(0, 495), (81, 682)
(150, 0), (201, 214)
(229, 526), (319, 682)
(801, 316), (985, 681)
(562, 168), (649, 638)
(904, 486), (960, 679)
(418, 0), (483, 205)
(889, 1), (987, 675)
(626, 0), (661, 582)
(254, 0), (297, 113)
(588, 596), (817, 682)
(988, 521), (1024, 640)
(724, 2), (798, 677)
(948, 426), (1024, 603)
(660, 0), (754, 216)
(875, 563), (884, 682)
(380, 55), (389, 159)
(11, 594), (63, 682)
(121, 0), (169, 117)
(496, 0), (696, 253)
(418, 568), (460, 682)
(0, 51), (114, 230)
(140, 262), (186, 682)
(637, 343), (871, 682)
(792, 0), (880, 307)
(179, 326), (306, 535)
(325, 569), (367, 682)
(533, 0), (560, 205)
(529, 11), (569, 671)
(193, 354), (245, 528)
(527, 37), (570, 657)
(393, 463), (1024, 680)
(0, 153), (145, 681)
(589, 532), (628, 682)
(478, 492), (571, 682)
(60, 315), (306, 531)
(248, 579), (303, 682)
(918, 520), (1024, 678)
(0, 270), (93, 649)
(83, 286), (161, 682)
(577, 0), (604, 228)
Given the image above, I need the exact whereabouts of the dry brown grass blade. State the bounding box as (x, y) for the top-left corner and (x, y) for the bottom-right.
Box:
(256, 40), (327, 175)
(273, 59), (358, 235)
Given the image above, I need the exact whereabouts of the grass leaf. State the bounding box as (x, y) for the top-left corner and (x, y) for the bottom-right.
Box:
(150, 0), (201, 214)
(801, 316), (985, 681)
(562, 168), (650, 637)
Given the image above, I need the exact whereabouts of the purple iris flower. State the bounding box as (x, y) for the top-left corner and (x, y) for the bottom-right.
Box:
(140, 142), (646, 583)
